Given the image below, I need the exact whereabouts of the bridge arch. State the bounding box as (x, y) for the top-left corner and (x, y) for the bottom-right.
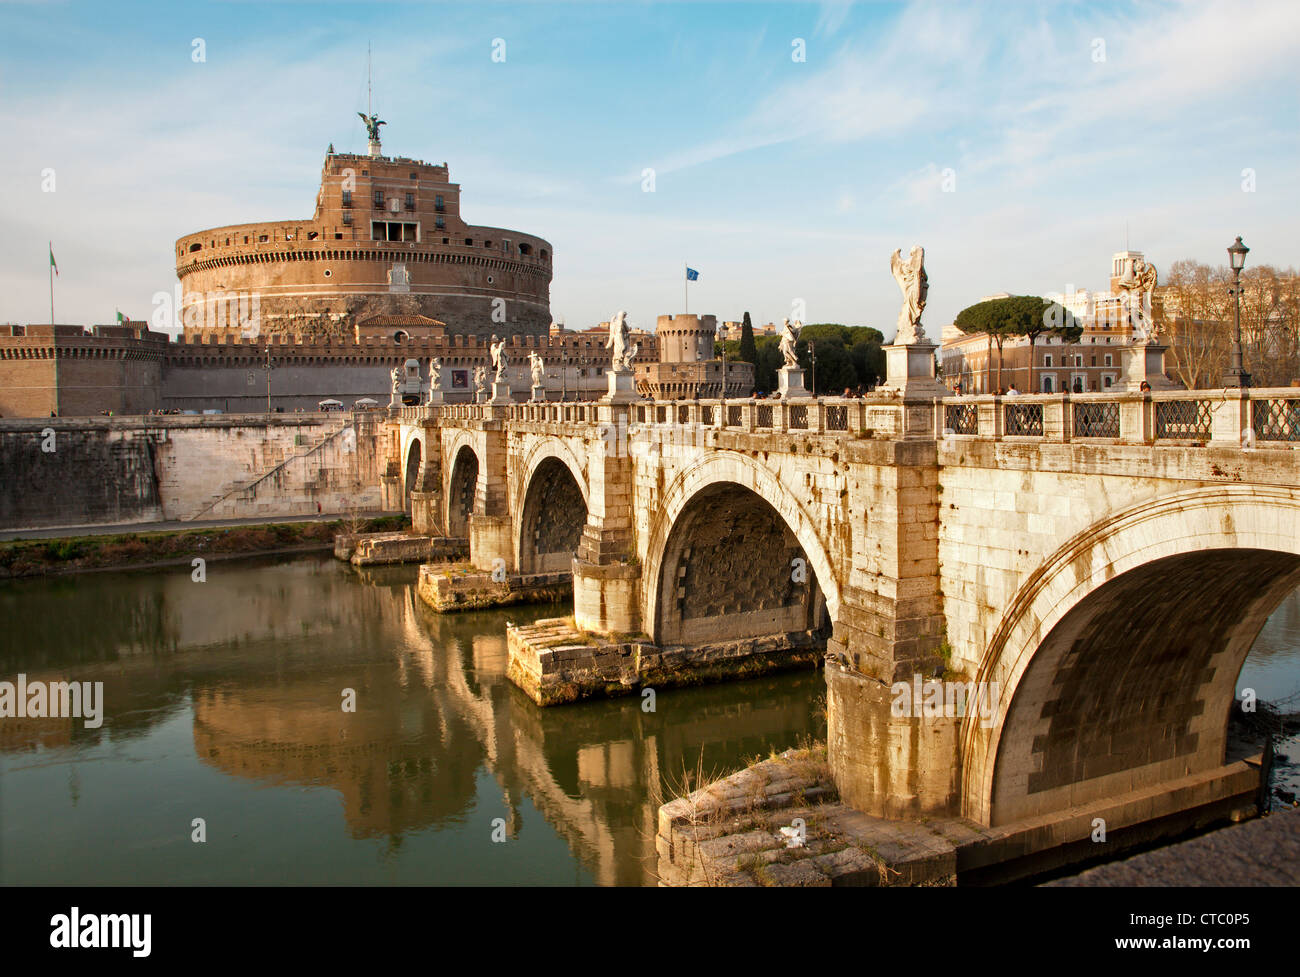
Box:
(963, 486), (1300, 826)
(514, 439), (589, 573)
(643, 454), (840, 647)
(400, 428), (427, 510)
(444, 437), (480, 539)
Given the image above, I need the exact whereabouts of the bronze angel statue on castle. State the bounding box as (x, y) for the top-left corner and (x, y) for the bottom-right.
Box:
(358, 112), (386, 141)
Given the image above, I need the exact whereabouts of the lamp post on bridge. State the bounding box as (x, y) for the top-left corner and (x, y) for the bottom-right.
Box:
(1222, 235), (1251, 388)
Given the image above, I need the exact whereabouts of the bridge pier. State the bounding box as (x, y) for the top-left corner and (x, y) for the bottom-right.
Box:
(572, 403), (641, 635)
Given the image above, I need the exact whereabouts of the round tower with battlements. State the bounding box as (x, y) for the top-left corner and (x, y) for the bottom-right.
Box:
(174, 120), (552, 344)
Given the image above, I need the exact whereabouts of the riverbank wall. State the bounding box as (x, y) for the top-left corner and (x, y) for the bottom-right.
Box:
(0, 516), (406, 578)
(0, 412), (387, 531)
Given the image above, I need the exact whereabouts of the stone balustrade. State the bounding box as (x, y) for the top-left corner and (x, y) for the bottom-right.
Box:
(390, 387), (1300, 448)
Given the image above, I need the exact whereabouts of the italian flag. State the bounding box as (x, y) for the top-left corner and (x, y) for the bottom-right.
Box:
(49, 244), (58, 276)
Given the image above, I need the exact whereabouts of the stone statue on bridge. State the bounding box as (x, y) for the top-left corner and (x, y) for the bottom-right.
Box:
(890, 246), (929, 345)
(489, 335), (508, 382)
(1117, 258), (1159, 344)
(473, 365), (487, 400)
(426, 357), (442, 405)
(779, 318), (802, 369)
(528, 350), (545, 388)
(606, 311), (637, 373)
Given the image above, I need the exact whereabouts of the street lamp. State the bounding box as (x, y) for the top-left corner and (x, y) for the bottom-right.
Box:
(1222, 235), (1251, 388)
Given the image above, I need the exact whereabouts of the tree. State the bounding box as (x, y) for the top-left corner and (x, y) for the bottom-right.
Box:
(739, 311), (758, 366)
(954, 295), (1078, 393)
(1157, 261), (1300, 388)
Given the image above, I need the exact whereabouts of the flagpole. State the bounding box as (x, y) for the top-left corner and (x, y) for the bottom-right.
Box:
(49, 241), (54, 325)
(684, 262), (687, 314)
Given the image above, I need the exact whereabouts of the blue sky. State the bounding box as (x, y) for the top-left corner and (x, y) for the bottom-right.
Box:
(2, 0), (1297, 339)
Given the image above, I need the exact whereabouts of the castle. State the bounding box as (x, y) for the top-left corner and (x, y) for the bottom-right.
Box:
(0, 119), (761, 417)
(174, 120), (552, 343)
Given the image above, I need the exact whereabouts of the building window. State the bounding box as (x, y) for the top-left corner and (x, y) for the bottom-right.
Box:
(1074, 355), (1083, 367)
(373, 189), (384, 207)
(405, 193), (415, 211)
(1044, 354), (1053, 368)
(1104, 354), (1112, 366)
(1091, 355), (1097, 366)
(435, 195), (445, 212)
(342, 190), (352, 207)
(464, 238), (473, 246)
(435, 216), (445, 229)
(342, 212), (352, 225)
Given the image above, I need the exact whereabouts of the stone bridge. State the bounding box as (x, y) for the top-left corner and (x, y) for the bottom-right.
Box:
(383, 385), (1300, 841)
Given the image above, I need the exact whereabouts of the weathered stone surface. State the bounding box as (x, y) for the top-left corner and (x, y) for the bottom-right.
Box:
(417, 565), (572, 613)
(344, 532), (466, 566)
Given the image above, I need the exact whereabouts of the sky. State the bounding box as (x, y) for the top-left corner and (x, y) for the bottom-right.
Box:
(1, 0), (1297, 341)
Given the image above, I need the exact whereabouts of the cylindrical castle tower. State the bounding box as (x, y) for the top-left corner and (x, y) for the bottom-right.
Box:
(655, 314), (717, 363)
(174, 125), (552, 344)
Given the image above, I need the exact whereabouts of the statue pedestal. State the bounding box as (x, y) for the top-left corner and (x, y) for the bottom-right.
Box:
(530, 384), (547, 403)
(777, 366), (811, 399)
(881, 342), (945, 398)
(474, 390), (487, 404)
(388, 391), (402, 408)
(489, 380), (512, 405)
(1121, 343), (1179, 391)
(426, 390), (444, 406)
(368, 138), (382, 158)
(604, 368), (639, 404)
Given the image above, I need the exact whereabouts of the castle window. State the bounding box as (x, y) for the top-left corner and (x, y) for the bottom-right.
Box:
(244, 236), (249, 244)
(324, 270), (332, 278)
(442, 238), (449, 244)
(259, 234), (268, 242)
(464, 238), (473, 246)
(373, 189), (384, 207)
(435, 195), (445, 212)
(540, 250), (548, 260)
(405, 193), (415, 211)
(518, 243), (531, 256)
(343, 212), (352, 225)
(435, 216), (445, 229)
(410, 172), (417, 180)
(189, 243), (202, 252)
(308, 231), (318, 240)
(342, 190), (352, 207)
(335, 233), (343, 239)
(484, 240), (492, 248)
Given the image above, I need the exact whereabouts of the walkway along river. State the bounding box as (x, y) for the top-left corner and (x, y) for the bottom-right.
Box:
(0, 553), (1296, 885)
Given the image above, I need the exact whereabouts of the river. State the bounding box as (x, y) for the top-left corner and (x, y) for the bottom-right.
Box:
(1, 554), (1296, 885)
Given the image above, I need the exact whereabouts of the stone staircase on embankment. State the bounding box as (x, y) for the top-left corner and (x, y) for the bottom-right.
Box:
(185, 418), (358, 522)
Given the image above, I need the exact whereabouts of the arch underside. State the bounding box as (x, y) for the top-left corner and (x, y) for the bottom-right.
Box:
(403, 439), (422, 503)
(446, 446), (478, 538)
(655, 482), (826, 647)
(988, 547), (1300, 825)
(519, 457), (587, 573)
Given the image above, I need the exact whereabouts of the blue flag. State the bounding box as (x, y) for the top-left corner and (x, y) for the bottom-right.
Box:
(686, 267), (699, 281)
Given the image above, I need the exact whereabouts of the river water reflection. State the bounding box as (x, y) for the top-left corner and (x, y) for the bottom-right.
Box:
(0, 555), (825, 885)
(1, 554), (1297, 885)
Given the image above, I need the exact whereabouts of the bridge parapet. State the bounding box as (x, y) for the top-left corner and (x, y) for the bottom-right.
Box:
(941, 387), (1300, 448)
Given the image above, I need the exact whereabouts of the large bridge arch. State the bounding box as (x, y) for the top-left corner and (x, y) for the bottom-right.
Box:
(963, 486), (1300, 826)
(514, 439), (590, 573)
(400, 427), (428, 510)
(643, 454), (841, 647)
